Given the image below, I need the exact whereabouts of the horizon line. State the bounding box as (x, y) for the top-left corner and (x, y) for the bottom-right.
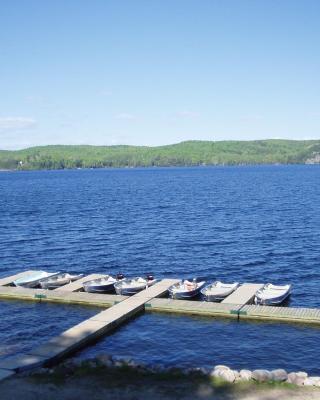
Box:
(2, 138), (320, 152)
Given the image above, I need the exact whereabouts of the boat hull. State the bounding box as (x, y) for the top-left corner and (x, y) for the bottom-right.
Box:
(41, 279), (71, 290)
(114, 279), (157, 296)
(200, 283), (239, 302)
(169, 282), (206, 299)
(40, 274), (84, 290)
(13, 272), (60, 288)
(115, 286), (145, 296)
(83, 283), (115, 293)
(254, 291), (291, 305)
(202, 293), (228, 302)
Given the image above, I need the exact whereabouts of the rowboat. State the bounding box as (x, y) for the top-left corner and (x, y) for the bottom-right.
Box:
(254, 283), (292, 305)
(13, 271), (60, 288)
(83, 274), (124, 293)
(40, 273), (84, 290)
(114, 276), (157, 296)
(201, 281), (240, 302)
(168, 279), (206, 299)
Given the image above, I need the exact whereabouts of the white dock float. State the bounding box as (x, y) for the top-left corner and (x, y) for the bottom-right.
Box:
(0, 279), (178, 371)
(54, 274), (105, 292)
(222, 283), (264, 305)
(0, 270), (36, 287)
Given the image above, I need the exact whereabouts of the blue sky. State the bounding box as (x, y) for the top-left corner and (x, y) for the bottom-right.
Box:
(1, 0), (320, 149)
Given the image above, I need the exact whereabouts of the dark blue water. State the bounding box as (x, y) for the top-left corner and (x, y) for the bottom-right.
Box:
(0, 166), (320, 372)
(77, 313), (320, 374)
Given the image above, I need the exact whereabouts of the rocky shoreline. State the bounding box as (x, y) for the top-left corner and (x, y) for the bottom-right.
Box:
(24, 354), (320, 388)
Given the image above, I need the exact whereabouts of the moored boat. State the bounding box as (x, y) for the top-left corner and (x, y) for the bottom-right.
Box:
(13, 271), (60, 288)
(40, 273), (84, 290)
(201, 281), (240, 302)
(83, 274), (124, 293)
(254, 283), (292, 305)
(168, 279), (206, 300)
(114, 276), (157, 296)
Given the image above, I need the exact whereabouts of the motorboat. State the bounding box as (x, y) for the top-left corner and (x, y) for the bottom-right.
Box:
(201, 281), (240, 302)
(83, 274), (125, 293)
(13, 271), (60, 288)
(40, 273), (84, 290)
(254, 283), (292, 305)
(114, 276), (157, 296)
(168, 279), (206, 300)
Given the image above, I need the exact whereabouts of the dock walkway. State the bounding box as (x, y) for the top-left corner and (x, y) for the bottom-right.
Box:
(222, 283), (264, 305)
(0, 278), (178, 374)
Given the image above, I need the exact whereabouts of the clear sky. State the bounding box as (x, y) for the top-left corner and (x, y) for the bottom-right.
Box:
(1, 0), (320, 149)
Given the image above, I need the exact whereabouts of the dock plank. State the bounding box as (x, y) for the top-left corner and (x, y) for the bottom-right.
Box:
(0, 270), (36, 287)
(222, 283), (264, 305)
(241, 304), (320, 324)
(0, 286), (47, 301)
(54, 274), (105, 292)
(0, 285), (127, 307)
(146, 298), (241, 318)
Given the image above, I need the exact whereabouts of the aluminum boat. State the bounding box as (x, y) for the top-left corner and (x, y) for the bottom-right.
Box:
(254, 283), (292, 305)
(168, 279), (206, 300)
(201, 281), (240, 302)
(13, 271), (60, 288)
(83, 274), (124, 293)
(40, 273), (84, 290)
(114, 276), (157, 296)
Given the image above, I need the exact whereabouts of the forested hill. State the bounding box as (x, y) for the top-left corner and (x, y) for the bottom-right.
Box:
(1, 140), (320, 170)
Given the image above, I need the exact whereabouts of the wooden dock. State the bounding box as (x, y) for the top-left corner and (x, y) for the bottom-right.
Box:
(1, 271), (320, 380)
(146, 298), (242, 318)
(221, 283), (264, 305)
(145, 298), (320, 325)
(240, 304), (320, 324)
(0, 285), (127, 307)
(0, 278), (178, 375)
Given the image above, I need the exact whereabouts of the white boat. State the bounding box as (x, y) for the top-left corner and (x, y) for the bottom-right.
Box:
(83, 275), (124, 293)
(13, 271), (60, 288)
(254, 283), (292, 305)
(201, 281), (240, 302)
(40, 273), (84, 290)
(168, 279), (206, 300)
(114, 276), (157, 296)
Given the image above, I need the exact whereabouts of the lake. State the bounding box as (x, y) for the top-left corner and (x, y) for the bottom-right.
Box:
(0, 166), (319, 372)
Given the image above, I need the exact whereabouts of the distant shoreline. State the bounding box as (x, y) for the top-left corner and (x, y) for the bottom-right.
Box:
(0, 163), (319, 173)
(1, 140), (320, 170)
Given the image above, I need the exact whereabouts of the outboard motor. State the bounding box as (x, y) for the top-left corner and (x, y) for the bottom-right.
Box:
(116, 273), (124, 280)
(146, 274), (154, 281)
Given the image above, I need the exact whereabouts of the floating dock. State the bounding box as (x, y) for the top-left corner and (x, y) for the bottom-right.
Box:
(0, 271), (320, 380)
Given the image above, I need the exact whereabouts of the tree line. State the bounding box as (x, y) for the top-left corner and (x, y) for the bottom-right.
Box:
(0, 140), (319, 170)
